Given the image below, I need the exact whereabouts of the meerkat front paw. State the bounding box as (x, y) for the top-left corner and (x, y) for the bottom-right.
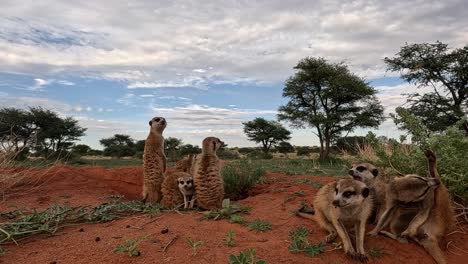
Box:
(367, 230), (379, 236)
(325, 233), (337, 243)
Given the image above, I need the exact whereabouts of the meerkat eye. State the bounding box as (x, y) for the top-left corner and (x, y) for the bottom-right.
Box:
(343, 191), (356, 198)
(179, 180), (184, 184)
(356, 166), (366, 172)
(155, 118), (161, 122)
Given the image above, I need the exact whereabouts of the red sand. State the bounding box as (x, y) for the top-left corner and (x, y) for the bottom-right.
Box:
(0, 166), (467, 263)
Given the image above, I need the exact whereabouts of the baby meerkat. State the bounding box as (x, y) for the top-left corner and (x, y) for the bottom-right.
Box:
(314, 178), (372, 261)
(177, 176), (196, 209)
(348, 162), (387, 224)
(369, 150), (454, 264)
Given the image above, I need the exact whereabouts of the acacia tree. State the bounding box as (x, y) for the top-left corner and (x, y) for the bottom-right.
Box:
(276, 141), (295, 157)
(100, 134), (136, 158)
(243, 117), (291, 153)
(278, 57), (384, 160)
(385, 42), (468, 133)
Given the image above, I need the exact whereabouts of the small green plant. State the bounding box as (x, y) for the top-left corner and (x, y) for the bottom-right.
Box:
(247, 220), (272, 232)
(203, 199), (251, 220)
(114, 234), (151, 257)
(368, 246), (386, 258)
(229, 214), (245, 224)
(229, 248), (265, 264)
(185, 236), (203, 256)
(288, 226), (325, 257)
(225, 229), (235, 246)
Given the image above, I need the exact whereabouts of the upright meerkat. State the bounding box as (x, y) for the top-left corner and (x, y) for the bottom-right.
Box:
(313, 178), (372, 261)
(348, 162), (387, 223)
(177, 175), (196, 209)
(369, 150), (454, 264)
(193, 137), (224, 210)
(142, 116), (167, 203)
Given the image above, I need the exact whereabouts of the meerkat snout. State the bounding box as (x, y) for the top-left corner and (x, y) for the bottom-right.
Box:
(348, 163), (379, 183)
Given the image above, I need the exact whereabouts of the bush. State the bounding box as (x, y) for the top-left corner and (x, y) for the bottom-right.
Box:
(335, 136), (367, 154)
(358, 123), (468, 200)
(246, 151), (273, 160)
(222, 160), (266, 200)
(218, 148), (241, 160)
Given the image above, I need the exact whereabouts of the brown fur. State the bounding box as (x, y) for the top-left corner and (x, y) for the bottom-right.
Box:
(193, 137), (224, 210)
(313, 179), (372, 261)
(369, 150), (454, 264)
(174, 154), (196, 174)
(348, 162), (387, 224)
(142, 117), (167, 203)
(160, 171), (191, 208)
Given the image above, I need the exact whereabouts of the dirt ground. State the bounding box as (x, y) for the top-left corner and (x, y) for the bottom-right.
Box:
(0, 165), (467, 264)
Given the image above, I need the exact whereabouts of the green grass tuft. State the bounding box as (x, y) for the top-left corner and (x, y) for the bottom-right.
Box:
(247, 220), (272, 232)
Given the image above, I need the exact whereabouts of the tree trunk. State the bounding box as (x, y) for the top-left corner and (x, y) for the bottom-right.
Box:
(463, 120), (468, 136)
(323, 136), (331, 161)
(317, 127), (326, 160)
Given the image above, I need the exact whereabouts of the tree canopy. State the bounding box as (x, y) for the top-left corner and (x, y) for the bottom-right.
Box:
(0, 107), (86, 159)
(278, 57), (384, 160)
(243, 117), (291, 153)
(385, 41), (468, 133)
(100, 134), (136, 158)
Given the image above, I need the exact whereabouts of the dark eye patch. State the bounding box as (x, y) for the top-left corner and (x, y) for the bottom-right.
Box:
(335, 188), (338, 194)
(356, 166), (366, 172)
(179, 180), (185, 184)
(343, 191), (356, 198)
(155, 118), (161, 122)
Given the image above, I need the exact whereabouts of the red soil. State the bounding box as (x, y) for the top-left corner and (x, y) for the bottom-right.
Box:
(0, 166), (467, 264)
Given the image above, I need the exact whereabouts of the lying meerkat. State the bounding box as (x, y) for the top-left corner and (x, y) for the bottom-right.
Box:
(369, 150), (454, 264)
(314, 178), (372, 261)
(193, 137), (224, 210)
(348, 162), (387, 223)
(177, 176), (196, 209)
(142, 116), (167, 203)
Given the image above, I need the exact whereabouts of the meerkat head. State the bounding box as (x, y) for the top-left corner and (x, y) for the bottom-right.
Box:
(177, 176), (194, 191)
(148, 116), (167, 133)
(348, 162), (379, 184)
(390, 174), (440, 203)
(332, 179), (370, 208)
(202, 137), (224, 154)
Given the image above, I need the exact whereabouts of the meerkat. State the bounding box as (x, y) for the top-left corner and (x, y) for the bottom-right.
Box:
(193, 137), (224, 210)
(369, 150), (454, 264)
(177, 175), (196, 209)
(174, 154), (196, 174)
(160, 171), (192, 208)
(313, 178), (372, 261)
(142, 116), (167, 203)
(348, 162), (387, 224)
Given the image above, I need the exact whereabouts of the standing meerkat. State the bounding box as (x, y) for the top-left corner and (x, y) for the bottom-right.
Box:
(177, 175), (196, 209)
(142, 116), (167, 203)
(348, 162), (387, 224)
(369, 150), (454, 264)
(313, 178), (372, 261)
(193, 137), (224, 210)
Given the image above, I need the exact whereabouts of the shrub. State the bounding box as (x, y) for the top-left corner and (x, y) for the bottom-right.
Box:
(246, 151), (273, 159)
(335, 136), (368, 154)
(222, 161), (266, 200)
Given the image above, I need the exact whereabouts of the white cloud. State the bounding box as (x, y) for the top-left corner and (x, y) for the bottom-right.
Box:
(86, 106), (92, 112)
(57, 80), (75, 86)
(139, 94), (154, 98)
(0, 1), (465, 87)
(0, 94), (72, 112)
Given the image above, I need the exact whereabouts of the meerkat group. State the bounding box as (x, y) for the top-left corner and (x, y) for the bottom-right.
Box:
(307, 150), (453, 263)
(141, 116), (453, 263)
(143, 117), (224, 210)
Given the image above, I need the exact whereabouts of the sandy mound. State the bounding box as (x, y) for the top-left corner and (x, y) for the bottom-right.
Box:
(0, 166), (466, 263)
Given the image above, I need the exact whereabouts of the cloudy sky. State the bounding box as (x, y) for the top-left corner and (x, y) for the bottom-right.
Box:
(0, 0), (466, 149)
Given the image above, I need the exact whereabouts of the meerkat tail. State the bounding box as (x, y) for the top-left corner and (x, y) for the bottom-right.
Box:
(297, 212), (316, 220)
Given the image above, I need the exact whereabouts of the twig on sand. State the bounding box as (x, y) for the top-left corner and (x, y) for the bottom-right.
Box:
(162, 233), (178, 252)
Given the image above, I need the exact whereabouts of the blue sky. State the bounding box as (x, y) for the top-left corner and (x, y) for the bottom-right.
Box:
(0, 0), (466, 149)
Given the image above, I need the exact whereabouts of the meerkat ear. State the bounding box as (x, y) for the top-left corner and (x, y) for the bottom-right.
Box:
(149, 121), (152, 126)
(362, 187), (370, 198)
(372, 168), (379, 177)
(212, 141), (216, 151)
